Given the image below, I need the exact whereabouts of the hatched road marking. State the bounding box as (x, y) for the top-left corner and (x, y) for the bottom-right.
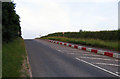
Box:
(76, 58), (120, 77)
(82, 54), (105, 57)
(36, 40), (119, 77)
(67, 53), (75, 54)
(79, 57), (118, 61)
(94, 63), (120, 67)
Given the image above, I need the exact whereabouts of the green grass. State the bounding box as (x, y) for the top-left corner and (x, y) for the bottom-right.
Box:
(0, 48), (1, 79)
(2, 37), (27, 77)
(41, 37), (119, 51)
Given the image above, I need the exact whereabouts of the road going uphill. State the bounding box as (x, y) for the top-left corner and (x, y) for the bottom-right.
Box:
(24, 39), (119, 77)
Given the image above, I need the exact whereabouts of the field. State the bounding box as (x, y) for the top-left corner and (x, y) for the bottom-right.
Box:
(40, 37), (119, 51)
(2, 38), (30, 77)
(46, 30), (119, 41)
(39, 30), (119, 51)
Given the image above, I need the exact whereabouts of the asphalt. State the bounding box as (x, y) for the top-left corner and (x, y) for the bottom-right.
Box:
(24, 39), (119, 77)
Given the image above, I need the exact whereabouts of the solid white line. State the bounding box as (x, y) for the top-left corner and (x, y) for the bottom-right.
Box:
(76, 58), (120, 77)
(95, 63), (120, 67)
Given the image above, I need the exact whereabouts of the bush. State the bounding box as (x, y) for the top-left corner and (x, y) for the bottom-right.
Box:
(46, 30), (118, 41)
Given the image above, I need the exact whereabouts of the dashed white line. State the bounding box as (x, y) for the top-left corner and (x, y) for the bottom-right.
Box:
(76, 58), (120, 77)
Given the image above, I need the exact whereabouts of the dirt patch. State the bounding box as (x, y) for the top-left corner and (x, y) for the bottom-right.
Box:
(20, 55), (32, 78)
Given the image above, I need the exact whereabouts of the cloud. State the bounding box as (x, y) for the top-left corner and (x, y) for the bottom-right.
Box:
(14, 0), (74, 38)
(14, 0), (118, 39)
(37, 0), (119, 3)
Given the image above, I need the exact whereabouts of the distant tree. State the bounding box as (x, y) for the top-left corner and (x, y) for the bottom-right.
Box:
(79, 29), (82, 32)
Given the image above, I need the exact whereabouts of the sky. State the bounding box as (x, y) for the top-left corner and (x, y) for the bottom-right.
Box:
(118, 1), (120, 29)
(13, 0), (119, 39)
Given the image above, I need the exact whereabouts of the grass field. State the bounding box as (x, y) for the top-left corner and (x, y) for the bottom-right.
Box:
(2, 38), (29, 77)
(40, 37), (119, 51)
(46, 30), (119, 41)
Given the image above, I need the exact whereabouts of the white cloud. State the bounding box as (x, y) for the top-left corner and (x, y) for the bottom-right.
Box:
(14, 0), (119, 5)
(14, 0), (73, 38)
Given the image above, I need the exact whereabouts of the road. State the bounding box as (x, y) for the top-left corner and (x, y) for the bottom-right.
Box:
(24, 39), (119, 77)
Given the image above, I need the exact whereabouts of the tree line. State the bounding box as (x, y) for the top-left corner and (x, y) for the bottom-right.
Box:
(2, 2), (21, 43)
(46, 30), (119, 41)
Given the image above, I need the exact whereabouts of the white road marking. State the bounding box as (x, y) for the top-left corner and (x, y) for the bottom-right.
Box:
(70, 49), (78, 51)
(67, 53), (75, 54)
(57, 50), (72, 53)
(76, 58), (120, 77)
(82, 54), (104, 57)
(57, 50), (61, 51)
(94, 63), (120, 67)
(57, 50), (67, 51)
(79, 57), (118, 61)
(57, 50), (63, 52)
(116, 72), (119, 74)
(72, 51), (90, 54)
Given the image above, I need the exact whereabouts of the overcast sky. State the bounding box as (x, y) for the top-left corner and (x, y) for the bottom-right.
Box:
(14, 0), (119, 39)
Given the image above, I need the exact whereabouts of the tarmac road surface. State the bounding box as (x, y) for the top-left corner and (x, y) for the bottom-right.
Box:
(24, 39), (120, 77)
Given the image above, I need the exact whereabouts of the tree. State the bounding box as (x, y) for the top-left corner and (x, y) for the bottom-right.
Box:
(2, 2), (21, 42)
(79, 29), (82, 32)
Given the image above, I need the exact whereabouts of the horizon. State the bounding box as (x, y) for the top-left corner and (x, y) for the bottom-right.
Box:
(35, 29), (119, 39)
(14, 0), (119, 39)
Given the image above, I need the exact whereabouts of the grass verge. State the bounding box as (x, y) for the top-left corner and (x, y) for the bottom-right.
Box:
(2, 37), (30, 77)
(40, 37), (119, 51)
